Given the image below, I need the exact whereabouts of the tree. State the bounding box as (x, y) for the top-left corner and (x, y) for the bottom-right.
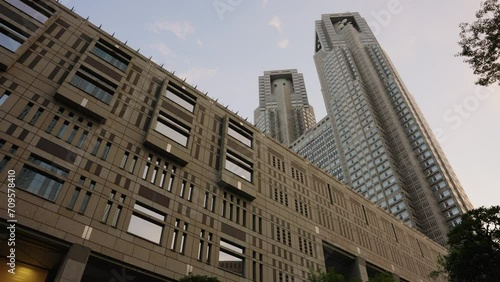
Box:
(178, 273), (220, 282)
(430, 205), (500, 282)
(457, 0), (500, 86)
(308, 267), (345, 282)
(369, 272), (396, 282)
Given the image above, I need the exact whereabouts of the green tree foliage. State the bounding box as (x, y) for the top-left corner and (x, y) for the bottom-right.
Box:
(457, 0), (500, 86)
(430, 206), (500, 282)
(178, 273), (220, 282)
(369, 272), (396, 282)
(309, 267), (345, 282)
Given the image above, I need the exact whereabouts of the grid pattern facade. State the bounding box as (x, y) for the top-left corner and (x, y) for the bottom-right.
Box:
(311, 13), (473, 245)
(0, 2), (446, 282)
(255, 69), (316, 146)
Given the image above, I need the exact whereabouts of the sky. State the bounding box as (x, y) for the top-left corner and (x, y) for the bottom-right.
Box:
(66, 0), (499, 208)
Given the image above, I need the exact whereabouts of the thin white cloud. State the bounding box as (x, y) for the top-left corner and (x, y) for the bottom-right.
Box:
(262, 0), (269, 8)
(268, 16), (282, 32)
(277, 39), (289, 48)
(146, 20), (194, 39)
(196, 37), (203, 48)
(148, 42), (175, 58)
(180, 67), (218, 83)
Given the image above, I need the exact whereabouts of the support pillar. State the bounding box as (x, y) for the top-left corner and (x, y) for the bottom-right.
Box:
(54, 244), (90, 282)
(349, 256), (369, 282)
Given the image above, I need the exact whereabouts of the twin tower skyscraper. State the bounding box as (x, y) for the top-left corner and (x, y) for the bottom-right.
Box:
(254, 12), (473, 245)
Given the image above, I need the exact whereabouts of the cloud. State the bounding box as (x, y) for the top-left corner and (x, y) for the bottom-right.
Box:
(180, 67), (218, 83)
(148, 42), (175, 58)
(277, 39), (289, 48)
(146, 20), (194, 39)
(196, 37), (203, 48)
(268, 16), (282, 32)
(262, 0), (269, 8)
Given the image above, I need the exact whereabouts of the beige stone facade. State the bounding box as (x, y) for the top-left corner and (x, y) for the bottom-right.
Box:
(0, 1), (445, 281)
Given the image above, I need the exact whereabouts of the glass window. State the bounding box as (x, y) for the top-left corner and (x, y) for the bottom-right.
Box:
(18, 166), (63, 201)
(0, 91), (11, 106)
(228, 120), (252, 147)
(91, 40), (130, 71)
(6, 0), (50, 23)
(127, 203), (166, 244)
(165, 87), (195, 112)
(225, 151), (253, 182)
(155, 112), (190, 146)
(70, 68), (116, 104)
(28, 154), (69, 177)
(0, 20), (27, 52)
(219, 239), (244, 275)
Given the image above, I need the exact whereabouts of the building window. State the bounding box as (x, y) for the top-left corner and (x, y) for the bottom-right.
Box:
(155, 112), (190, 147)
(18, 102), (33, 120)
(17, 166), (63, 201)
(219, 239), (245, 276)
(29, 108), (44, 125)
(70, 67), (116, 104)
(67, 187), (80, 210)
(228, 120), (252, 147)
(91, 39), (130, 71)
(0, 19), (27, 52)
(0, 90), (11, 106)
(127, 202), (166, 244)
(28, 154), (69, 177)
(225, 151), (253, 182)
(5, 0), (53, 23)
(165, 86), (196, 112)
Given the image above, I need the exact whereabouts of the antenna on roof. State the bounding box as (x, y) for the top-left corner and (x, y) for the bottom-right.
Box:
(160, 63), (164, 67)
(99, 24), (102, 29)
(194, 85), (197, 89)
(124, 40), (127, 45)
(112, 32), (115, 37)
(85, 16), (89, 20)
(136, 48), (140, 52)
(71, 6), (74, 11)
(172, 71), (175, 75)
(183, 78), (186, 82)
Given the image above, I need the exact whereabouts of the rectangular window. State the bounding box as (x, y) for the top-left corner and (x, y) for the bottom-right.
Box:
(29, 108), (44, 125)
(129, 156), (137, 173)
(187, 184), (194, 201)
(70, 67), (116, 104)
(79, 192), (91, 214)
(66, 126), (78, 143)
(165, 86), (196, 112)
(6, 0), (53, 23)
(91, 39), (130, 71)
(91, 138), (102, 155)
(76, 131), (88, 148)
(46, 116), (59, 133)
(102, 201), (112, 223)
(56, 121), (69, 138)
(18, 102), (33, 120)
(0, 19), (28, 52)
(18, 166), (63, 201)
(219, 239), (244, 275)
(101, 142), (111, 159)
(228, 120), (253, 147)
(67, 187), (80, 210)
(225, 151), (253, 182)
(179, 180), (186, 198)
(155, 112), (190, 147)
(0, 90), (11, 106)
(0, 156), (11, 172)
(167, 175), (175, 192)
(28, 154), (69, 177)
(111, 206), (122, 227)
(128, 203), (166, 244)
(119, 152), (129, 169)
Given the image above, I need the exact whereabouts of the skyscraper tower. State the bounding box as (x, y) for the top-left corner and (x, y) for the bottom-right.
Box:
(254, 69), (316, 145)
(304, 12), (473, 245)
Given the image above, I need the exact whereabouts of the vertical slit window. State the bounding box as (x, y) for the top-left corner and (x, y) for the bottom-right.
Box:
(112, 206), (122, 227)
(56, 121), (69, 138)
(79, 192), (91, 214)
(101, 142), (111, 159)
(76, 131), (88, 148)
(167, 174), (175, 192)
(119, 152), (129, 169)
(91, 138), (102, 155)
(67, 126), (79, 143)
(29, 108), (44, 125)
(67, 187), (80, 210)
(142, 163), (150, 180)
(102, 201), (112, 223)
(129, 156), (137, 173)
(0, 91), (11, 106)
(151, 167), (158, 184)
(179, 180), (186, 198)
(0, 156), (11, 172)
(187, 184), (194, 201)
(18, 102), (33, 120)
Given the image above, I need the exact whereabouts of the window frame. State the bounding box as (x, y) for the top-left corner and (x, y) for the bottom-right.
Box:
(225, 150), (253, 182)
(165, 86), (196, 113)
(227, 120), (253, 148)
(127, 202), (166, 244)
(155, 112), (190, 147)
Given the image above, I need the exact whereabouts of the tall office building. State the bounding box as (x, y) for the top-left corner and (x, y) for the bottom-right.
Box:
(295, 12), (474, 245)
(254, 69), (316, 146)
(0, 2), (447, 281)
